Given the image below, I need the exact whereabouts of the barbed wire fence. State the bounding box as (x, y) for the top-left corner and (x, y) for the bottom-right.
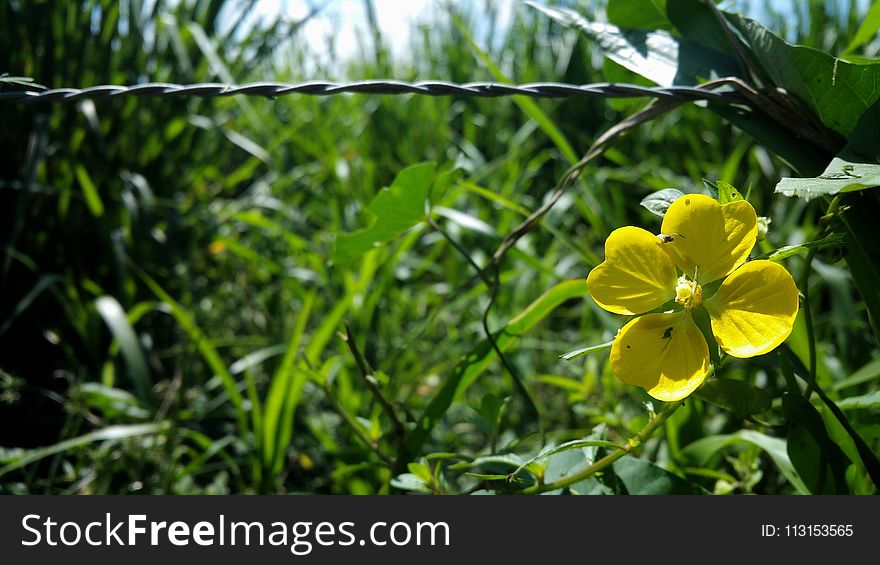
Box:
(1, 77), (752, 434)
(0, 80), (741, 104)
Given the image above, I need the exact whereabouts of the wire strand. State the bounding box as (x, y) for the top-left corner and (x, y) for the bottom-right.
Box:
(0, 80), (742, 104)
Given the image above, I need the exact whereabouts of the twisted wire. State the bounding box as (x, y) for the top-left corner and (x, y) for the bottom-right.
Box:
(0, 80), (741, 104)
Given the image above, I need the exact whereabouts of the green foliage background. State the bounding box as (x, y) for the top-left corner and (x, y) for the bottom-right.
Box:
(1, 0), (878, 495)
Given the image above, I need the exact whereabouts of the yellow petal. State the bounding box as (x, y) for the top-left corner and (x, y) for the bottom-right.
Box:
(660, 194), (757, 283)
(587, 226), (677, 315)
(704, 260), (799, 358)
(610, 312), (711, 402)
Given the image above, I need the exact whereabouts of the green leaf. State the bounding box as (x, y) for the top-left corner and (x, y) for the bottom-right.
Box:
(510, 437), (623, 480)
(263, 290), (314, 479)
(775, 99), (880, 199)
(782, 394), (849, 494)
(836, 390), (880, 410)
(832, 357), (880, 390)
(559, 340), (613, 360)
(775, 158), (880, 199)
(390, 473), (430, 492)
(696, 378), (771, 418)
(611, 455), (708, 494)
(529, 3), (738, 87)
(404, 279), (587, 460)
(843, 0), (880, 55)
(95, 296), (152, 403)
(407, 462), (433, 483)
(464, 473), (510, 481)
(838, 192), (880, 341)
(709, 102), (828, 176)
(607, 0), (669, 30)
(703, 179), (743, 204)
(74, 164), (105, 218)
(666, 0), (734, 56)
(639, 188), (684, 217)
(79, 383), (150, 420)
(755, 233), (845, 262)
(681, 429), (809, 494)
(334, 162), (436, 263)
(728, 14), (880, 137)
(532, 0), (828, 174)
(0, 424), (160, 477)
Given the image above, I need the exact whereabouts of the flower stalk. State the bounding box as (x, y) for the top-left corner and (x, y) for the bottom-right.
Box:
(521, 398), (685, 495)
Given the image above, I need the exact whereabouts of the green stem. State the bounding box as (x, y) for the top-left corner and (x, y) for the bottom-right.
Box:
(319, 382), (392, 467)
(802, 195), (841, 399)
(801, 245), (818, 398)
(521, 400), (682, 495)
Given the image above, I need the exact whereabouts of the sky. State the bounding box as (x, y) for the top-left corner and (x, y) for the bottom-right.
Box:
(240, 0), (874, 66)
(246, 0), (515, 62)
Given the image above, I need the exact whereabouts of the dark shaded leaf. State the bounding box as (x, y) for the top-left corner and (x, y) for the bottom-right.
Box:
(782, 393), (849, 494)
(611, 455), (708, 494)
(697, 378), (771, 418)
(728, 14), (880, 137)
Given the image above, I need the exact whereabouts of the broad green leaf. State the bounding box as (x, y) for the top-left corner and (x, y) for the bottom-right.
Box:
(776, 96), (880, 199)
(666, 0), (734, 56)
(532, 1), (826, 174)
(728, 14), (880, 137)
(681, 429), (809, 494)
(544, 449), (591, 485)
(665, 0), (833, 173)
(607, 0), (669, 30)
(782, 394), (849, 494)
(639, 188), (684, 217)
(775, 158), (880, 199)
(95, 296), (152, 403)
(710, 102), (828, 176)
(611, 455), (708, 494)
(783, 348), (880, 486)
(529, 3), (738, 87)
(404, 279), (587, 460)
(836, 390), (880, 410)
(335, 162), (436, 263)
(838, 191), (880, 340)
(696, 378), (771, 418)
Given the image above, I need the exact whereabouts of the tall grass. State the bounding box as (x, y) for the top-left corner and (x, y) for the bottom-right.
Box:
(0, 0), (876, 494)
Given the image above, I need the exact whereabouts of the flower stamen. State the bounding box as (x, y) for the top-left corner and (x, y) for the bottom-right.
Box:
(675, 275), (702, 310)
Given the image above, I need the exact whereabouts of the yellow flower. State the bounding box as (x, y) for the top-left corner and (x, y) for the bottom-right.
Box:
(587, 194), (798, 401)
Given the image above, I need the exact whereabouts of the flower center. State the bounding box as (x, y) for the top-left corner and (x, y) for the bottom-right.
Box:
(675, 275), (702, 310)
